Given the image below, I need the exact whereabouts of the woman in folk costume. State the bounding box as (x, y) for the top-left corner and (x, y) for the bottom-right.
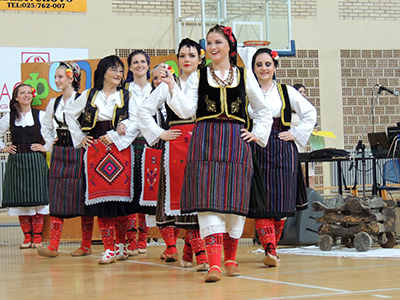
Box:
(0, 84), (49, 249)
(161, 25), (272, 282)
(138, 38), (209, 271)
(37, 62), (94, 258)
(249, 48), (316, 267)
(65, 55), (139, 264)
(123, 50), (155, 256)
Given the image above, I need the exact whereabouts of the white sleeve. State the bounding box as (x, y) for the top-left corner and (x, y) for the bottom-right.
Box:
(246, 69), (273, 148)
(0, 113), (10, 150)
(108, 92), (140, 151)
(64, 90), (88, 149)
(138, 83), (170, 146)
(287, 86), (317, 149)
(167, 71), (198, 119)
(40, 98), (56, 152)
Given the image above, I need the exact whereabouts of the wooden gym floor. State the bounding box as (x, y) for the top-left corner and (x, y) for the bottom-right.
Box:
(2, 215), (400, 299)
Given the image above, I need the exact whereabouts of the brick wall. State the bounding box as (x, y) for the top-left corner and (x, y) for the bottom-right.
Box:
(277, 50), (323, 186)
(339, 0), (400, 20)
(112, 0), (317, 19)
(341, 50), (400, 150)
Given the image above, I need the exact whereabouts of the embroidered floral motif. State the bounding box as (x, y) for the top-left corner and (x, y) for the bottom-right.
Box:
(231, 97), (241, 113)
(84, 111), (92, 123)
(117, 112), (127, 125)
(205, 95), (217, 112)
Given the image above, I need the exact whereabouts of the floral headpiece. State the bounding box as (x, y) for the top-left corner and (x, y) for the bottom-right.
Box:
(31, 87), (37, 98)
(271, 50), (279, 61)
(200, 49), (205, 59)
(218, 25), (237, 63)
(221, 26), (235, 44)
(65, 68), (74, 79)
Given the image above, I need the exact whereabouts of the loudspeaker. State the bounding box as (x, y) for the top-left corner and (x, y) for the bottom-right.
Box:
(278, 188), (324, 245)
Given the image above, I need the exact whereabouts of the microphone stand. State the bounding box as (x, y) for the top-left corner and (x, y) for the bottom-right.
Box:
(354, 140), (366, 200)
(349, 85), (380, 199)
(372, 86), (382, 133)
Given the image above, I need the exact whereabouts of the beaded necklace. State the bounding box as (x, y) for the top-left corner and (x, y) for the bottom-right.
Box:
(210, 65), (234, 87)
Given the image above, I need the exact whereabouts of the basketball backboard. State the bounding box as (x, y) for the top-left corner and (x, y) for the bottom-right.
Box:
(174, 0), (295, 56)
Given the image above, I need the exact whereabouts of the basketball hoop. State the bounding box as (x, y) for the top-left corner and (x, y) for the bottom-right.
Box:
(243, 40), (271, 47)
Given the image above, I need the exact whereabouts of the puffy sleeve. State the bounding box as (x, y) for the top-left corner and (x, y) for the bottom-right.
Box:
(107, 92), (140, 151)
(64, 90), (89, 149)
(40, 98), (57, 152)
(0, 113), (10, 150)
(137, 83), (170, 146)
(287, 86), (317, 149)
(245, 68), (273, 147)
(167, 71), (198, 119)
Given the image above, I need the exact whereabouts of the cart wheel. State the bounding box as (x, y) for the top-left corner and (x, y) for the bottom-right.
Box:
(378, 232), (396, 248)
(354, 232), (372, 252)
(341, 237), (354, 248)
(319, 234), (334, 251)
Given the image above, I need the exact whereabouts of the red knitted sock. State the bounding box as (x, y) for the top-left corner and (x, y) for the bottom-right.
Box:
(182, 230), (193, 263)
(18, 215), (32, 244)
(32, 214), (44, 244)
(49, 216), (64, 251)
(174, 227), (180, 245)
(223, 233), (239, 265)
(97, 217), (115, 251)
(80, 216), (94, 250)
(255, 218), (277, 256)
(159, 226), (177, 255)
(115, 216), (128, 245)
(189, 229), (208, 265)
(126, 214), (137, 250)
(204, 233), (223, 272)
(137, 214), (148, 250)
(275, 219), (286, 245)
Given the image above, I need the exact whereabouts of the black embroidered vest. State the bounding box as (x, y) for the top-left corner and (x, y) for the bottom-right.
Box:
(80, 88), (130, 132)
(53, 92), (81, 128)
(196, 67), (250, 129)
(165, 78), (195, 126)
(10, 108), (42, 144)
(277, 83), (292, 127)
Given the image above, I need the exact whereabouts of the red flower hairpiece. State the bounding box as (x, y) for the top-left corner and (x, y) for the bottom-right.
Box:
(65, 68), (74, 79)
(31, 87), (36, 98)
(271, 50), (279, 61)
(222, 26), (235, 43)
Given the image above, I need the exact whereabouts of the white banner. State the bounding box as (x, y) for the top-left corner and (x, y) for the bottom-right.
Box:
(0, 47), (88, 112)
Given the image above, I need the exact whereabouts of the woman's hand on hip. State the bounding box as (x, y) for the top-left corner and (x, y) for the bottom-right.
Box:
(1, 145), (17, 154)
(241, 129), (259, 143)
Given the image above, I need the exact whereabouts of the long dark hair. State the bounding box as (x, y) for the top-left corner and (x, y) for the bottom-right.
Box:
(125, 49), (150, 83)
(10, 83), (32, 120)
(207, 24), (238, 65)
(93, 55), (125, 90)
(177, 38), (206, 70)
(58, 62), (81, 92)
